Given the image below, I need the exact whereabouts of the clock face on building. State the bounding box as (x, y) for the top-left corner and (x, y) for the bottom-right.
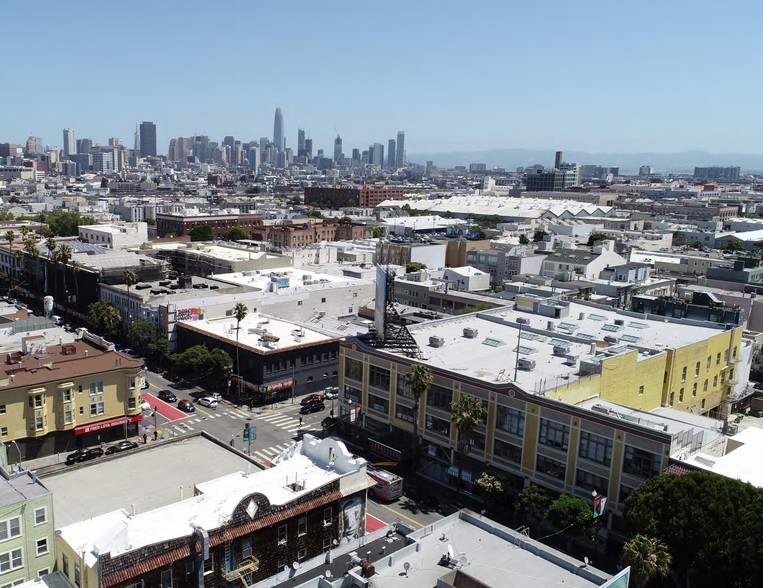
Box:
(246, 499), (258, 519)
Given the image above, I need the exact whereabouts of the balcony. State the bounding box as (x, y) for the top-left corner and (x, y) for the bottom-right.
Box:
(223, 556), (260, 585)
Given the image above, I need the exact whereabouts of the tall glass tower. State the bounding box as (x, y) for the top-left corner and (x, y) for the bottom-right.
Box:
(395, 131), (405, 168)
(273, 108), (284, 152)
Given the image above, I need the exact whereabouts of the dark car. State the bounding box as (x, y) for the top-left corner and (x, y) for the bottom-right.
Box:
(105, 441), (139, 455)
(158, 389), (177, 402)
(299, 401), (325, 415)
(65, 447), (104, 465)
(300, 394), (324, 406)
(178, 398), (195, 412)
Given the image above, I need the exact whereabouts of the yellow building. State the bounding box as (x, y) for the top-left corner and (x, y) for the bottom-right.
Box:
(338, 300), (749, 526)
(0, 332), (144, 459)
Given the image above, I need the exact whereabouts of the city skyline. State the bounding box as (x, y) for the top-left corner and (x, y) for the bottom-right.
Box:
(4, 1), (763, 155)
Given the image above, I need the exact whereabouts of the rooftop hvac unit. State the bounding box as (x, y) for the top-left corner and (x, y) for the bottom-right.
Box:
(553, 345), (571, 356)
(546, 321), (555, 331)
(614, 319), (625, 326)
(517, 358), (536, 371)
(463, 327), (479, 338)
(604, 335), (618, 343)
(563, 354), (580, 365)
(429, 336), (445, 348)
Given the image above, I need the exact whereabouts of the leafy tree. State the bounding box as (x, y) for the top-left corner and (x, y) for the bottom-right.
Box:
(337, 216), (352, 224)
(672, 231), (685, 246)
(86, 301), (121, 338)
(475, 472), (507, 510)
(42, 210), (97, 236)
(0, 272), (9, 291)
(233, 302), (248, 398)
(443, 210), (453, 219)
(404, 364), (433, 472)
(222, 226), (249, 241)
(514, 484), (553, 535)
(450, 394), (487, 490)
(546, 494), (592, 547)
(308, 209), (324, 219)
(146, 337), (170, 365)
(619, 534), (672, 588)
(587, 232), (614, 246)
(127, 319), (157, 351)
(189, 225), (214, 241)
(518, 234), (529, 245)
(723, 238), (744, 252)
(170, 345), (232, 388)
(405, 262), (427, 273)
(533, 230), (548, 242)
(372, 226), (385, 238)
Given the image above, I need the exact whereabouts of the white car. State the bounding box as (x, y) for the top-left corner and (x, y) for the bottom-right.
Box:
(323, 389), (339, 400)
(209, 392), (222, 402)
(198, 396), (218, 409)
(139, 397), (151, 411)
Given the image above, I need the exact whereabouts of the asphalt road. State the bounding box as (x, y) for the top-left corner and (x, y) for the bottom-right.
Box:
(139, 368), (444, 531)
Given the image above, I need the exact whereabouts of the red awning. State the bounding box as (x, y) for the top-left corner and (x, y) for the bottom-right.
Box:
(74, 415), (143, 436)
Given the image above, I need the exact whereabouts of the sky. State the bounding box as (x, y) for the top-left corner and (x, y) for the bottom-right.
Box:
(4, 0), (763, 157)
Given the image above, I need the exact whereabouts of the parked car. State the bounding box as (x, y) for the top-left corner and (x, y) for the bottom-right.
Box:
(299, 401), (325, 415)
(300, 394), (324, 406)
(105, 441), (139, 455)
(178, 399), (195, 412)
(158, 389), (177, 402)
(198, 396), (218, 408)
(139, 397), (151, 411)
(323, 389), (339, 400)
(209, 392), (222, 401)
(65, 447), (104, 465)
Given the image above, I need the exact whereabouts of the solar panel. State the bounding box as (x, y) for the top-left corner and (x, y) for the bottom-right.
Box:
(483, 338), (505, 347)
(558, 322), (579, 331)
(549, 337), (571, 347)
(578, 333), (595, 340)
(514, 345), (538, 355)
(520, 332), (543, 341)
(588, 314), (607, 321)
(621, 334), (641, 343)
(601, 324), (623, 332)
(628, 321), (649, 330)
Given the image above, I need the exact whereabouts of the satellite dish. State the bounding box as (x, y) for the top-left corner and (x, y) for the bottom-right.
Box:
(292, 561), (301, 570)
(325, 570), (332, 578)
(583, 556), (589, 567)
(458, 555), (468, 567)
(447, 545), (454, 559)
(403, 562), (410, 571)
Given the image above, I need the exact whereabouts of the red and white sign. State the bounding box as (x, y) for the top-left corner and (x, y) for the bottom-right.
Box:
(74, 415), (143, 436)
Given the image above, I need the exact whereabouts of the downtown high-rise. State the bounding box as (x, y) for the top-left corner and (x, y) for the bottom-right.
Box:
(273, 108), (284, 152)
(63, 128), (76, 158)
(395, 131), (405, 168)
(139, 121), (157, 157)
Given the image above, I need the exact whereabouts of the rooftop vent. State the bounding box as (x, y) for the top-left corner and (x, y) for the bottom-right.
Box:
(604, 335), (619, 344)
(429, 336), (445, 348)
(463, 327), (479, 339)
(517, 358), (536, 371)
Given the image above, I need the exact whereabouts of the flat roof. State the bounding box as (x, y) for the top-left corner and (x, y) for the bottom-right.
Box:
(369, 510), (609, 587)
(0, 469), (49, 507)
(680, 426), (763, 487)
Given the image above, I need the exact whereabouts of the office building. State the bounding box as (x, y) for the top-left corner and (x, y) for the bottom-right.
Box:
(304, 138), (313, 160)
(25, 136), (43, 155)
(639, 165), (653, 176)
(370, 142), (384, 167)
(387, 138), (396, 169)
(333, 135), (343, 166)
(273, 107), (284, 152)
(304, 186), (407, 208)
(248, 145), (260, 173)
(62, 128), (75, 158)
(694, 166), (740, 182)
(139, 121), (157, 158)
(395, 131), (405, 168)
(297, 128), (306, 157)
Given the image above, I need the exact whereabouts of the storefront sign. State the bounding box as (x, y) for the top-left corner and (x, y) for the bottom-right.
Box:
(74, 414), (143, 436)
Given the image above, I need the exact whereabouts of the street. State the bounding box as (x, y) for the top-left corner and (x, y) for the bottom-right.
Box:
(139, 368), (445, 531)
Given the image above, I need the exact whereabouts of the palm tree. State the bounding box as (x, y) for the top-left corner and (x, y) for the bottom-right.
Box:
(44, 236), (56, 294)
(122, 269), (138, 326)
(233, 302), (248, 400)
(23, 240), (39, 292)
(404, 363), (433, 472)
(19, 226), (29, 242)
(57, 245), (73, 305)
(450, 394), (487, 490)
(70, 260), (81, 308)
(13, 250), (23, 294)
(619, 534), (672, 588)
(5, 230), (15, 259)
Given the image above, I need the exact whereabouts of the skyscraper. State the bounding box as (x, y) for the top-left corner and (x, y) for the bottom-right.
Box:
(297, 128), (306, 157)
(395, 131), (405, 168)
(333, 135), (343, 166)
(387, 139), (396, 169)
(370, 143), (384, 167)
(304, 138), (313, 160)
(139, 121), (157, 157)
(63, 128), (75, 158)
(273, 108), (284, 152)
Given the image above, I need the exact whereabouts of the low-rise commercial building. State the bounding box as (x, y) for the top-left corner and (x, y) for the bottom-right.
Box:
(78, 222), (148, 250)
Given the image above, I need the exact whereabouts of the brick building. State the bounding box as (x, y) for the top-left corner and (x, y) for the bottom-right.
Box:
(156, 213), (264, 238)
(254, 221), (367, 248)
(304, 186), (407, 208)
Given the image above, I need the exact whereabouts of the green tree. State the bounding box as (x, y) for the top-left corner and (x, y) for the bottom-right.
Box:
(233, 302), (248, 398)
(372, 226), (385, 238)
(443, 210), (453, 219)
(5, 230), (15, 259)
(45, 236), (56, 296)
(122, 269), (138, 325)
(405, 262), (427, 273)
(222, 226), (249, 241)
(475, 472), (507, 510)
(514, 484), (553, 535)
(619, 534), (672, 588)
(518, 234), (529, 245)
(723, 238), (744, 252)
(42, 210), (97, 236)
(86, 301), (121, 339)
(308, 209), (324, 219)
(587, 232), (614, 246)
(533, 230), (548, 242)
(23, 239), (40, 291)
(450, 394), (487, 490)
(189, 225), (214, 241)
(337, 216), (352, 224)
(0, 272), (10, 291)
(146, 337), (170, 365)
(127, 319), (157, 352)
(546, 494), (592, 546)
(404, 364), (433, 472)
(170, 345), (231, 388)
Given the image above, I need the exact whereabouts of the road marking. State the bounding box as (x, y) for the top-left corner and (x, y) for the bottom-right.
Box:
(286, 427), (300, 433)
(378, 503), (423, 529)
(195, 407), (214, 418)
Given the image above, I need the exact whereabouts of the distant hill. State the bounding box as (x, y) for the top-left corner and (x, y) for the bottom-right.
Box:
(408, 148), (763, 175)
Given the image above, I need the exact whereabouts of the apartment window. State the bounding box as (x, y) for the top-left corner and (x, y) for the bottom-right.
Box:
(638, 385), (644, 396)
(74, 562), (81, 587)
(242, 538), (252, 559)
(0, 517), (21, 541)
(679, 388), (684, 403)
(128, 397), (136, 410)
(203, 554), (213, 574)
(733, 346), (738, 359)
(160, 570), (172, 588)
(323, 538), (331, 552)
(495, 405), (525, 437)
(623, 446), (662, 479)
(297, 548), (307, 562)
(344, 358), (363, 382)
(368, 394), (389, 414)
(462, 395), (487, 425)
(368, 366), (391, 390)
(64, 409), (73, 425)
(713, 375), (718, 388)
(425, 414), (450, 437)
(426, 384), (453, 410)
(89, 401), (104, 417)
(89, 381), (104, 395)
(298, 517), (307, 536)
(0, 429), (6, 438)
(35, 538), (48, 556)
(701, 398), (706, 409)
(493, 439), (522, 464)
(1, 580), (25, 588)
(344, 385), (361, 403)
(277, 557), (287, 570)
(0, 548), (23, 573)
(61, 389), (71, 402)
(695, 362), (700, 376)
(28, 395), (43, 409)
(34, 416), (44, 431)
(681, 366), (687, 381)
(538, 418), (570, 451)
(33, 508), (46, 526)
(0, 406), (5, 415)
(706, 356), (711, 369)
(277, 524), (287, 545)
(618, 484), (635, 506)
(703, 379), (708, 393)
(471, 431), (486, 451)
(724, 349), (729, 362)
(395, 403), (415, 423)
(578, 431), (613, 466)
(79, 407), (83, 415)
(669, 391), (674, 406)
(323, 507), (332, 526)
(575, 469), (608, 495)
(536, 455), (566, 480)
(716, 353), (721, 365)
(396, 377), (414, 399)
(37, 569), (48, 578)
(62, 554), (68, 577)
(692, 383), (697, 397)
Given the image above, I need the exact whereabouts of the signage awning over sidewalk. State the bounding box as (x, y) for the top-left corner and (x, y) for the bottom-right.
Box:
(74, 415), (143, 436)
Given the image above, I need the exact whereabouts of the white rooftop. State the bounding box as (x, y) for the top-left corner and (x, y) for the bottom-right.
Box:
(680, 426), (763, 487)
(213, 266), (373, 293)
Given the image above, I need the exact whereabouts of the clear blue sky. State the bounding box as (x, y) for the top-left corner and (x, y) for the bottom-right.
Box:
(4, 0), (763, 156)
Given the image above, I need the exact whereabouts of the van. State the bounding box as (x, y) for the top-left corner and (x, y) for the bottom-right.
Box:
(52, 315), (64, 325)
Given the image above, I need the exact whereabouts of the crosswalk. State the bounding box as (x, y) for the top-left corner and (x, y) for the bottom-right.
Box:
(253, 411), (303, 434)
(166, 407), (308, 437)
